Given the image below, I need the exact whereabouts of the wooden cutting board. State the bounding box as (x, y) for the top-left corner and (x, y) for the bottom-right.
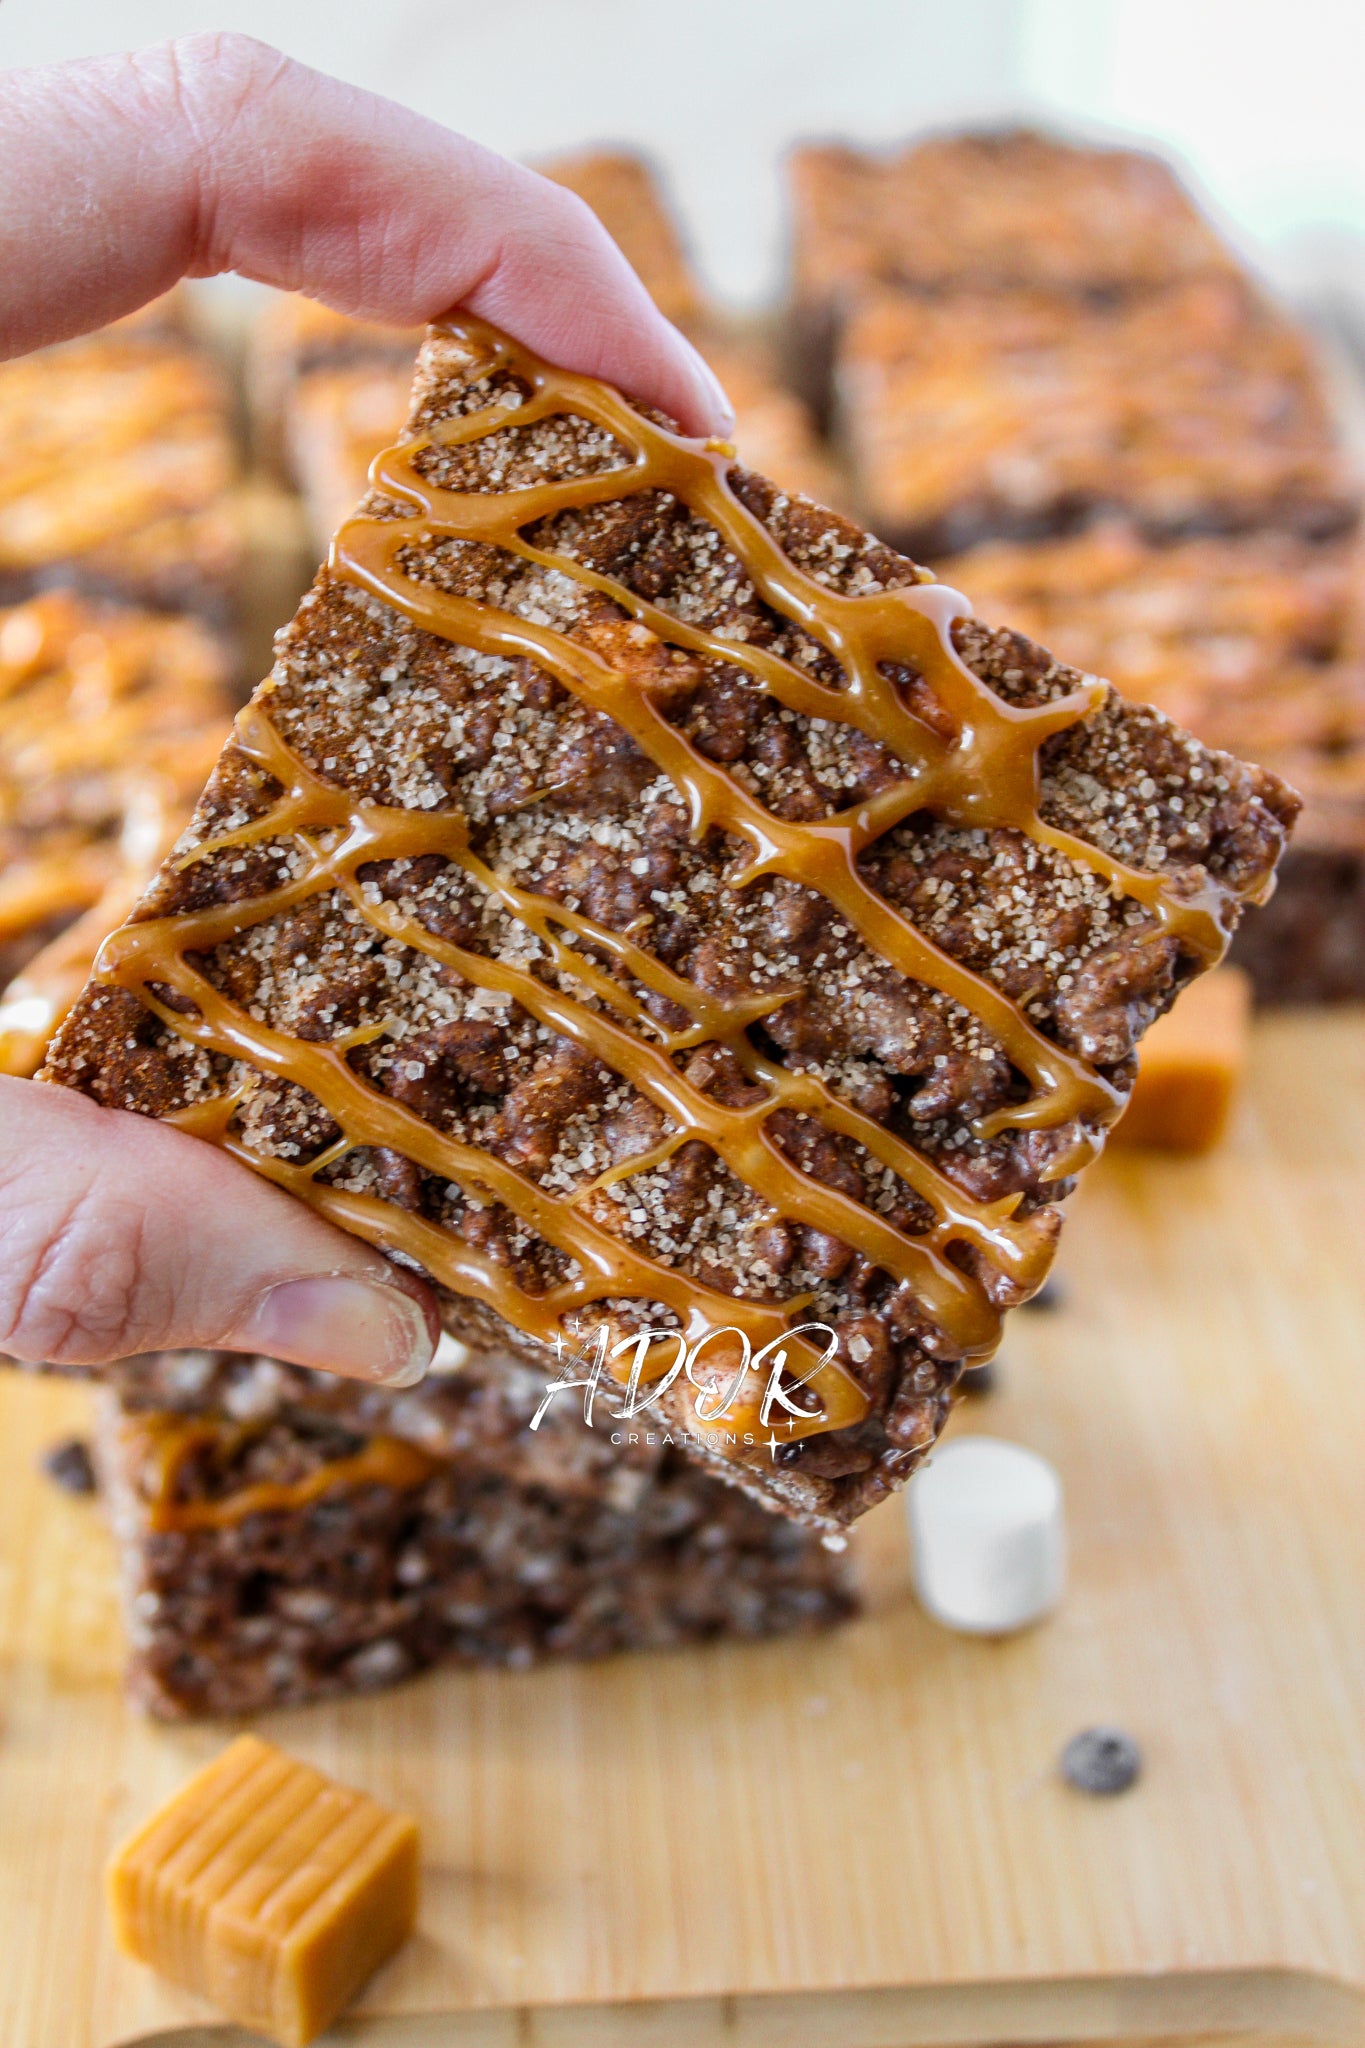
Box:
(2, 1009), (1364, 2048)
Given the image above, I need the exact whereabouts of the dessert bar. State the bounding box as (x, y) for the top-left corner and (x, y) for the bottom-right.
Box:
(542, 147), (705, 330)
(44, 319), (1296, 1529)
(273, 151), (841, 555)
(95, 1346), (856, 1717)
(837, 279), (1356, 558)
(1225, 755), (1365, 1001)
(0, 591), (234, 1072)
(0, 312), (240, 624)
(790, 127), (1236, 302)
(938, 524), (1361, 763)
(941, 525), (1365, 1001)
(787, 127), (1239, 410)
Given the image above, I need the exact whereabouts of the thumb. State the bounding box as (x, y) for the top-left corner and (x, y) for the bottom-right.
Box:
(0, 1078), (437, 1384)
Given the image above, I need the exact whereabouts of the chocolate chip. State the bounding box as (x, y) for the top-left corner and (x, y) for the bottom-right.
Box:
(41, 1437), (97, 1495)
(1060, 1726), (1141, 1794)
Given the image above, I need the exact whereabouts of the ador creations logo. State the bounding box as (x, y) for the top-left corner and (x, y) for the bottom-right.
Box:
(529, 1319), (842, 1459)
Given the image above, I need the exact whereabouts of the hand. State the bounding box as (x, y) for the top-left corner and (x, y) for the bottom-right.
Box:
(0, 32), (733, 431)
(0, 33), (732, 1384)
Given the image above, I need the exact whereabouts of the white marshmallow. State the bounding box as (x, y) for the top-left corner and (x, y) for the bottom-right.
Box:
(907, 1435), (1065, 1634)
(428, 1332), (472, 1376)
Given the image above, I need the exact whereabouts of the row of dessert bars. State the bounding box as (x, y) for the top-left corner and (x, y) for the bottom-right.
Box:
(787, 130), (1365, 1001)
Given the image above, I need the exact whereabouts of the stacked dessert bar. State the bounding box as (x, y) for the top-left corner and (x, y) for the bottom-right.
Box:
(836, 278), (1354, 558)
(788, 130), (1240, 408)
(96, 1344), (856, 1718)
(787, 129), (1365, 999)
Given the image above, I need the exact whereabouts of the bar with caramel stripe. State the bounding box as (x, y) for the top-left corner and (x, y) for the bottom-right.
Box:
(43, 320), (1296, 1529)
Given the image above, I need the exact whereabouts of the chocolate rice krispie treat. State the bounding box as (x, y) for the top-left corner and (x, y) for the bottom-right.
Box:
(786, 128), (1240, 409)
(542, 147), (706, 331)
(44, 319), (1296, 1530)
(791, 128), (1236, 304)
(837, 279), (1357, 558)
(940, 526), (1365, 1003)
(0, 591), (234, 1072)
(0, 314), (240, 624)
(939, 524), (1362, 762)
(94, 1343), (855, 1718)
(1228, 748), (1365, 1001)
(271, 151), (839, 552)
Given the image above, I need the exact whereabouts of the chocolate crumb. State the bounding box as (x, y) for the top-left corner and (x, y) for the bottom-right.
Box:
(41, 1436), (97, 1495)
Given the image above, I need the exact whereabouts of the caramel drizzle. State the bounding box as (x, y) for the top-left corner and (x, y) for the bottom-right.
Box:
(90, 318), (1258, 1451)
(0, 341), (226, 564)
(0, 595), (228, 1072)
(134, 1414), (439, 1534)
(0, 840), (117, 941)
(0, 778), (193, 1076)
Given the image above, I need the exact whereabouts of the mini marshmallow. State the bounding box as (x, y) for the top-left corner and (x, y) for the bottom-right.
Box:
(907, 1434), (1065, 1634)
(428, 1331), (472, 1376)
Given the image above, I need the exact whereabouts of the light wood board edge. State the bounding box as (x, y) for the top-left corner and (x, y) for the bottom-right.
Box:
(116, 1966), (1365, 2047)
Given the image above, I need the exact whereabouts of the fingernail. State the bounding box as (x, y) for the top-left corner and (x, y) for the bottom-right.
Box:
(234, 1274), (435, 1387)
(680, 337), (735, 436)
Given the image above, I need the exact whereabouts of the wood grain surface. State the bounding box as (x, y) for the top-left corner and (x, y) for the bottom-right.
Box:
(1, 1009), (1362, 2048)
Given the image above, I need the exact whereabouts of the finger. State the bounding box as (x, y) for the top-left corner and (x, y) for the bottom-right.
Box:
(0, 33), (733, 436)
(0, 1078), (438, 1385)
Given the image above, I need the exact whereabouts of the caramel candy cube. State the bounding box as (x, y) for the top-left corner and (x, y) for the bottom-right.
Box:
(1114, 966), (1251, 1153)
(107, 1733), (419, 2047)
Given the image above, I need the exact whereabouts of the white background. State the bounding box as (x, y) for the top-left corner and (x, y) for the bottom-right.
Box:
(2, 0), (1364, 309)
